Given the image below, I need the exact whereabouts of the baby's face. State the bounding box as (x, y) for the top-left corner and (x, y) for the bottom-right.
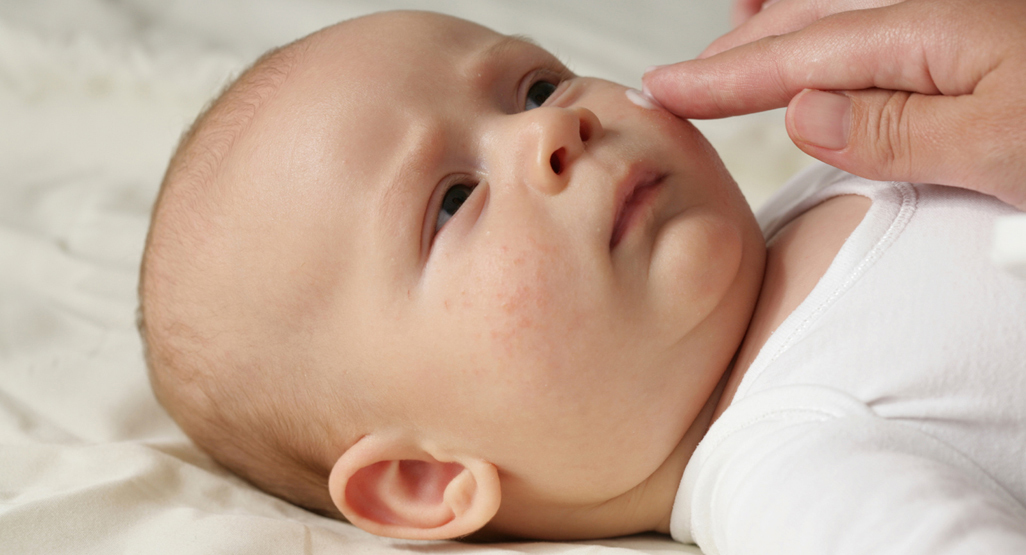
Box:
(219, 12), (763, 511)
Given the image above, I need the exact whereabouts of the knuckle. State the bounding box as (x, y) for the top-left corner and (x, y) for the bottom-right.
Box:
(856, 90), (916, 178)
(756, 35), (800, 101)
(967, 99), (1026, 199)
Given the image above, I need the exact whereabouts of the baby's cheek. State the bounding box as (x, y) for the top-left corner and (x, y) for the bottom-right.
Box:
(482, 243), (557, 349)
(468, 238), (589, 378)
(650, 209), (745, 331)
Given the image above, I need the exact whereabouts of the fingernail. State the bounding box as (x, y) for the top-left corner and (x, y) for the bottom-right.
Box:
(644, 64), (667, 76)
(793, 90), (851, 150)
(640, 84), (666, 109)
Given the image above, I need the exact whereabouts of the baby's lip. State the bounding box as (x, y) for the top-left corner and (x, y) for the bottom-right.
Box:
(610, 166), (666, 249)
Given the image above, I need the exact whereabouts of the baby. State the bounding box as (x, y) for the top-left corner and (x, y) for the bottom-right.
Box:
(139, 10), (1026, 552)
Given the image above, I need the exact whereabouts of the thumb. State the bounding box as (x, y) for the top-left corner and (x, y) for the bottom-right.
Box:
(786, 88), (979, 188)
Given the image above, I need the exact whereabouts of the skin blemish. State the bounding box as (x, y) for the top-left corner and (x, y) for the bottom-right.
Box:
(479, 239), (561, 361)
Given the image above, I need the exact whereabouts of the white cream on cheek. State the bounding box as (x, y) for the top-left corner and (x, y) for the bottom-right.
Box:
(625, 88), (664, 111)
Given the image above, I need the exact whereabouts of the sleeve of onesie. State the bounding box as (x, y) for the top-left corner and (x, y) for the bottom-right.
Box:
(679, 387), (1026, 555)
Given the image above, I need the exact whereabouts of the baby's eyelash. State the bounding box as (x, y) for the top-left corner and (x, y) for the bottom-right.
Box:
(430, 176), (479, 241)
(518, 67), (572, 111)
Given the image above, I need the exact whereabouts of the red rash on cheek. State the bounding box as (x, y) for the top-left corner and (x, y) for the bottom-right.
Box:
(478, 240), (563, 361)
(489, 284), (540, 354)
(435, 234), (593, 387)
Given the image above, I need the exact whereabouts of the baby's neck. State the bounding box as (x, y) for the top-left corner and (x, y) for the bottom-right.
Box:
(713, 193), (871, 421)
(649, 370), (731, 533)
(477, 373), (727, 541)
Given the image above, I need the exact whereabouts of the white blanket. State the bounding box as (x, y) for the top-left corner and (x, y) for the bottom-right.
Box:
(0, 1), (813, 553)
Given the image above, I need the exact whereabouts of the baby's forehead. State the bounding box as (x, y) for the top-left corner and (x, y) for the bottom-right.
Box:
(207, 12), (563, 310)
(305, 11), (505, 74)
(256, 13), (536, 198)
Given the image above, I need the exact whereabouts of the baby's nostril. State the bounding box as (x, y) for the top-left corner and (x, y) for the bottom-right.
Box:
(550, 148), (565, 175)
(578, 118), (592, 143)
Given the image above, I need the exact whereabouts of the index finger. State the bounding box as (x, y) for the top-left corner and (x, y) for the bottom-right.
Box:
(708, 0), (903, 59)
(644, 1), (970, 119)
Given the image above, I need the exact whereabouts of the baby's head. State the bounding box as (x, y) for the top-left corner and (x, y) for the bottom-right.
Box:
(139, 11), (765, 541)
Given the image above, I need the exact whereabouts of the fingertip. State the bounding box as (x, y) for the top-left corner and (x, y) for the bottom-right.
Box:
(640, 67), (688, 117)
(640, 61), (717, 119)
(642, 62), (679, 89)
(643, 64), (668, 76)
(640, 66), (666, 98)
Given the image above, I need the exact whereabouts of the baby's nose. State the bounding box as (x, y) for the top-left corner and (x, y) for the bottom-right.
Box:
(527, 107), (603, 195)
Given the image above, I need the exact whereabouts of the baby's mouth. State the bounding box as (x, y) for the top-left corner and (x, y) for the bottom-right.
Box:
(610, 170), (666, 249)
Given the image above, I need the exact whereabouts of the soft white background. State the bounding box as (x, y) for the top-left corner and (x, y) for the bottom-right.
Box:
(0, 1), (813, 553)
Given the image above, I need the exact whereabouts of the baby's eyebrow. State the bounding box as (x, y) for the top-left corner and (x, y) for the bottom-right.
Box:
(507, 34), (541, 48)
(481, 34), (571, 78)
(481, 34), (541, 61)
(378, 122), (447, 256)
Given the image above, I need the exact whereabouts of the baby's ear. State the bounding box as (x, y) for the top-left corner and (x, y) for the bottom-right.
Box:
(327, 435), (501, 540)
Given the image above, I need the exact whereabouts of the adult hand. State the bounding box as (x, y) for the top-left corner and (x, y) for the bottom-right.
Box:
(643, 0), (1026, 210)
(730, 0), (775, 27)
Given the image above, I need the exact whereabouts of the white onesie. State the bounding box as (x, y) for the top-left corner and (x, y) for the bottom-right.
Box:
(670, 164), (1026, 554)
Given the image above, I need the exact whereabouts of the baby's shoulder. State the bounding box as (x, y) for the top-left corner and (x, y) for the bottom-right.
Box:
(722, 191), (870, 406)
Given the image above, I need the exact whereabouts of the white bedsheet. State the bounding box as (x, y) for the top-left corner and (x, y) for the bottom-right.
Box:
(0, 1), (813, 553)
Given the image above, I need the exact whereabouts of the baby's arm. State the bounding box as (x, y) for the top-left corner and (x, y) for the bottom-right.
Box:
(681, 390), (1026, 555)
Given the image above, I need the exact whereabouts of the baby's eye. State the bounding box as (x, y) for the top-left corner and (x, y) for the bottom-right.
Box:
(435, 183), (474, 232)
(525, 80), (557, 110)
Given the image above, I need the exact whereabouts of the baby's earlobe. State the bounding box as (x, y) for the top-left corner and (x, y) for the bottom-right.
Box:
(443, 467), (476, 517)
(327, 435), (501, 540)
